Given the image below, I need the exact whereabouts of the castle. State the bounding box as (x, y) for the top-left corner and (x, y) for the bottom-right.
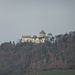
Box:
(21, 30), (48, 43)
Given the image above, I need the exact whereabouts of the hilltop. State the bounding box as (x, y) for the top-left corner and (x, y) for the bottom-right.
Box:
(0, 31), (75, 75)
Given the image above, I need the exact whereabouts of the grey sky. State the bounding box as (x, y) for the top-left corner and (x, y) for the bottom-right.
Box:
(0, 0), (75, 44)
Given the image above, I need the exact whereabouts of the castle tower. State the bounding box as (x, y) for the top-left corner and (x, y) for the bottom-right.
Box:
(39, 30), (46, 37)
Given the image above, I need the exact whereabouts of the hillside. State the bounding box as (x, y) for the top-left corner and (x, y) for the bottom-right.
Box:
(0, 31), (75, 75)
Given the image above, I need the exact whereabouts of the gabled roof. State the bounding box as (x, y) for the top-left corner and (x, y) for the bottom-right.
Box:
(22, 36), (31, 38)
(39, 30), (46, 34)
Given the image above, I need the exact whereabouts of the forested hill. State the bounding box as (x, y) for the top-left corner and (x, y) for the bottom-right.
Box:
(0, 31), (75, 75)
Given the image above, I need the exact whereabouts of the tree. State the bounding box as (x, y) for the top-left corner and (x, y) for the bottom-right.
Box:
(48, 33), (54, 43)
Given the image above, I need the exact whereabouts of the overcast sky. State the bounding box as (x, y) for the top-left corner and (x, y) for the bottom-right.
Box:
(0, 0), (75, 44)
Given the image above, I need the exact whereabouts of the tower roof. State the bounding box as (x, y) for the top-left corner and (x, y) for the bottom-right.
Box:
(39, 30), (46, 34)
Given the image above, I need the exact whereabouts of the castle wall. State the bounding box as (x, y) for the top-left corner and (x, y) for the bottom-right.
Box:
(21, 37), (46, 43)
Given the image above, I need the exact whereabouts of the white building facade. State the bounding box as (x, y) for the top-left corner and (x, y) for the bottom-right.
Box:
(21, 30), (48, 43)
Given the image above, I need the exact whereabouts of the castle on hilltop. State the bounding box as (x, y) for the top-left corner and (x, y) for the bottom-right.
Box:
(21, 30), (48, 43)
(19, 30), (75, 44)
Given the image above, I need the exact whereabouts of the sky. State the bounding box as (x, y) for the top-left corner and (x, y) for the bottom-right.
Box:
(0, 0), (75, 44)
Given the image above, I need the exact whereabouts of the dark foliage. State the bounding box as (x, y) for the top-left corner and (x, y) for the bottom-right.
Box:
(0, 31), (75, 75)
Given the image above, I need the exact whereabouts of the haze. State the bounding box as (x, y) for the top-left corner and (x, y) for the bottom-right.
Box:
(0, 0), (75, 44)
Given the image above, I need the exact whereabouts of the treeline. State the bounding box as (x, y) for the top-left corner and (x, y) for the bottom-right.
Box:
(0, 31), (75, 75)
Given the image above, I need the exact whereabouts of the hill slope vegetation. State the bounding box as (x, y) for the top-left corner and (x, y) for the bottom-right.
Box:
(0, 31), (75, 75)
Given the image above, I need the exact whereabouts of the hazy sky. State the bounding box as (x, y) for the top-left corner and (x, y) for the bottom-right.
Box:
(0, 0), (75, 44)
